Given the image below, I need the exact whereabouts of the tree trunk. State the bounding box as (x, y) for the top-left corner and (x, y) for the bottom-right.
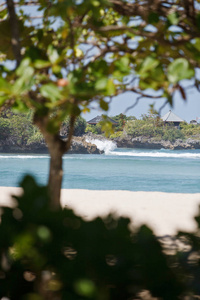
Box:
(34, 114), (76, 210)
(6, 0), (21, 66)
(34, 115), (66, 209)
(47, 139), (64, 210)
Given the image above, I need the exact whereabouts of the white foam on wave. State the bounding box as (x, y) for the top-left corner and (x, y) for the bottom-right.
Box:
(0, 155), (49, 159)
(109, 151), (200, 159)
(86, 138), (117, 155)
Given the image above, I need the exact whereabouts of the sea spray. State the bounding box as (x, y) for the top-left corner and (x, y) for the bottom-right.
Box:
(108, 150), (200, 159)
(0, 155), (50, 159)
(86, 138), (117, 154)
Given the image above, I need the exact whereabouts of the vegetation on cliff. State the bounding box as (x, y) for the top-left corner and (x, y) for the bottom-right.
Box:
(1, 111), (200, 148)
(86, 114), (200, 143)
(0, 110), (43, 147)
(0, 110), (86, 149)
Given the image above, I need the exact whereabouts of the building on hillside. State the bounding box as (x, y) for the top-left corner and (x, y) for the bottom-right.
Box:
(161, 110), (184, 127)
(190, 119), (198, 125)
(87, 115), (118, 126)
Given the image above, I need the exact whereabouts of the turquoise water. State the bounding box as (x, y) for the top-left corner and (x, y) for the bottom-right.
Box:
(0, 145), (200, 193)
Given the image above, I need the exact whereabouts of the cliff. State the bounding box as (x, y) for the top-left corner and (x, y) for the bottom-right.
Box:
(1, 133), (200, 154)
(113, 135), (200, 150)
(0, 136), (102, 154)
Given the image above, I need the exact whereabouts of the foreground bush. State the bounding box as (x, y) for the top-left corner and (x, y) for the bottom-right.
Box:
(1, 176), (200, 299)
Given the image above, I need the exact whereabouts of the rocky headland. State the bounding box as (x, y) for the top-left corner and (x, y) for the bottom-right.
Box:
(0, 136), (102, 154)
(0, 133), (200, 154)
(113, 135), (200, 150)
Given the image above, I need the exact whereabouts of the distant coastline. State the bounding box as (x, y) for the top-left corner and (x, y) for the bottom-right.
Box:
(113, 135), (200, 150)
(0, 135), (102, 154)
(1, 133), (200, 154)
(1, 110), (200, 153)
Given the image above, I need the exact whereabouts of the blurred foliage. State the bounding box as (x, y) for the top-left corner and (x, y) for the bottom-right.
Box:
(85, 115), (115, 136)
(1, 0), (200, 134)
(0, 176), (185, 299)
(1, 176), (200, 299)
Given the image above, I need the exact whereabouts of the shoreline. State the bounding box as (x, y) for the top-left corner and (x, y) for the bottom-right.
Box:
(1, 186), (200, 236)
(1, 133), (200, 154)
(0, 144), (200, 154)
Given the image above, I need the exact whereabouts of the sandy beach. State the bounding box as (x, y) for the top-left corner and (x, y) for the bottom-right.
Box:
(1, 186), (200, 236)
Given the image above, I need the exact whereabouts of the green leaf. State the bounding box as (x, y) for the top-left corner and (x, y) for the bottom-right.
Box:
(34, 60), (51, 69)
(74, 279), (96, 298)
(91, 0), (100, 7)
(114, 57), (130, 73)
(168, 58), (195, 83)
(47, 45), (59, 64)
(167, 12), (179, 25)
(100, 99), (109, 111)
(16, 58), (32, 77)
(52, 65), (61, 74)
(21, 293), (43, 300)
(0, 95), (7, 105)
(106, 78), (116, 95)
(13, 66), (35, 94)
(95, 77), (108, 90)
(100, 119), (114, 137)
(168, 94), (173, 107)
(40, 83), (63, 102)
(0, 77), (12, 93)
(196, 13), (200, 30)
(139, 56), (159, 74)
(13, 97), (29, 112)
(193, 38), (200, 51)
(148, 12), (159, 24)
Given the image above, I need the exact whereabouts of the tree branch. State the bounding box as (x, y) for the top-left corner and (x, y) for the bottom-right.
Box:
(116, 87), (163, 99)
(97, 24), (194, 46)
(124, 95), (142, 114)
(65, 115), (76, 152)
(0, 1), (39, 7)
(6, 0), (21, 66)
(158, 100), (169, 116)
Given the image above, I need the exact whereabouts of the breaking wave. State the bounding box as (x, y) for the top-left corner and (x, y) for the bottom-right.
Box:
(86, 138), (117, 155)
(0, 155), (49, 159)
(109, 151), (200, 159)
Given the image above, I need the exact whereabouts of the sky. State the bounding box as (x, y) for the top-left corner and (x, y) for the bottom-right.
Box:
(83, 86), (200, 123)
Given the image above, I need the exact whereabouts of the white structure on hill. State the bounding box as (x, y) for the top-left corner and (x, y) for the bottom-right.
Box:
(161, 110), (184, 127)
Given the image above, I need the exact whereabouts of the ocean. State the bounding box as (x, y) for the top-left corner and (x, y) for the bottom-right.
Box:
(0, 139), (200, 193)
